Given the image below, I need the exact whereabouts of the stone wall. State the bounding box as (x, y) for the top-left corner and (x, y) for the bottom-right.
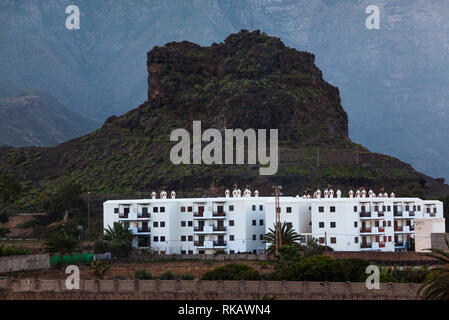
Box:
(0, 254), (49, 274)
(0, 279), (421, 300)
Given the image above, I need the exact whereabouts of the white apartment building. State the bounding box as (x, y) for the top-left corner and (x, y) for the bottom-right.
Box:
(103, 188), (444, 254)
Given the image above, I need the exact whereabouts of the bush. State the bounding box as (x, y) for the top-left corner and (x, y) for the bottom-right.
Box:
(0, 246), (33, 257)
(135, 269), (153, 280)
(380, 266), (430, 283)
(202, 264), (261, 280)
(180, 272), (194, 280)
(159, 269), (177, 280)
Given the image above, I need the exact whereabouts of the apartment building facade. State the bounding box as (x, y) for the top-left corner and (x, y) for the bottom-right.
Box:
(103, 189), (444, 254)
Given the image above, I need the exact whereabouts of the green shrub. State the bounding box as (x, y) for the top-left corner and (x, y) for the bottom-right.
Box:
(180, 272), (194, 280)
(159, 269), (177, 280)
(135, 269), (153, 280)
(202, 264), (261, 280)
(380, 266), (430, 283)
(0, 246), (33, 257)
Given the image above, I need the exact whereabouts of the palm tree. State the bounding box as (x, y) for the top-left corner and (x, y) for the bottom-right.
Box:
(45, 232), (80, 257)
(417, 239), (449, 300)
(263, 222), (302, 255)
(103, 222), (133, 242)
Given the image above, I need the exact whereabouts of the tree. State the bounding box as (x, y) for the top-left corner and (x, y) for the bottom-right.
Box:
(49, 183), (86, 221)
(44, 232), (80, 256)
(95, 222), (134, 258)
(418, 239), (449, 300)
(0, 174), (22, 205)
(263, 222), (302, 255)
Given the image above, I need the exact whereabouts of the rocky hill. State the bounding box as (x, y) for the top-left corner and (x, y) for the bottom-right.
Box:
(0, 31), (448, 211)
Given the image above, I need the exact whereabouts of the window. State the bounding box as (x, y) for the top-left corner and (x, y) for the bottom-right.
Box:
(330, 222), (336, 228)
(259, 220), (264, 226)
(114, 208), (119, 213)
(259, 205), (263, 211)
(188, 221), (193, 227)
(417, 205), (421, 211)
(319, 237), (325, 244)
(160, 236), (165, 242)
(260, 234), (264, 240)
(160, 222), (165, 228)
(188, 235), (193, 241)
(181, 207), (186, 212)
(142, 207), (148, 214)
(188, 250), (193, 254)
(375, 221), (379, 227)
(181, 236), (186, 241)
(181, 250), (186, 254)
(413, 205), (416, 211)
(252, 205), (256, 211)
(229, 235), (235, 241)
(160, 207), (165, 213)
(229, 220), (234, 226)
(309, 221), (312, 226)
(153, 207), (159, 213)
(388, 236), (392, 242)
(374, 206), (379, 212)
(229, 205), (234, 211)
(354, 221), (358, 228)
(354, 237), (359, 244)
(330, 206), (336, 213)
(388, 221), (391, 227)
(405, 206), (409, 211)
(382, 205), (386, 212)
(330, 237), (336, 244)
(319, 206), (324, 213)
(153, 236), (159, 242)
(286, 207), (292, 213)
(181, 221), (186, 227)
(354, 206), (357, 212)
(188, 206), (192, 212)
(252, 220), (256, 226)
(252, 235), (256, 241)
(387, 206), (391, 212)
(319, 222), (325, 228)
(124, 207), (130, 214)
(230, 250), (235, 254)
(153, 222), (158, 228)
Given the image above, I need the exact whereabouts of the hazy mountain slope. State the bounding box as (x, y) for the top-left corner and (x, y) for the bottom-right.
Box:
(0, 0), (448, 180)
(0, 90), (99, 147)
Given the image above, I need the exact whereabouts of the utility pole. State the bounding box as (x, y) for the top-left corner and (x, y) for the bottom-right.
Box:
(273, 185), (282, 256)
(87, 191), (91, 241)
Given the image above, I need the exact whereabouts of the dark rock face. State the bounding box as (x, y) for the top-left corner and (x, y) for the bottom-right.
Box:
(145, 30), (348, 145)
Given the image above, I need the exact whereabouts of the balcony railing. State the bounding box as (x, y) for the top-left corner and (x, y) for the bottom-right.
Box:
(359, 212), (371, 218)
(408, 211), (415, 217)
(137, 227), (150, 233)
(213, 226), (226, 232)
(379, 243), (385, 248)
(378, 227), (385, 233)
(213, 211), (226, 217)
(394, 211), (403, 217)
(360, 243), (372, 249)
(410, 226), (415, 231)
(213, 241), (227, 247)
(119, 213), (129, 219)
(193, 212), (204, 217)
(360, 227), (372, 233)
(194, 241), (204, 246)
(137, 213), (151, 218)
(194, 226), (204, 232)
(394, 226), (403, 232)
(395, 241), (405, 247)
(377, 212), (385, 217)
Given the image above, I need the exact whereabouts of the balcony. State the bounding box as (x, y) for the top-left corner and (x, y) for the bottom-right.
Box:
(194, 226), (204, 232)
(213, 241), (227, 247)
(359, 212), (371, 218)
(119, 213), (129, 219)
(377, 212), (385, 217)
(395, 241), (405, 247)
(137, 213), (151, 219)
(213, 225), (226, 232)
(379, 243), (385, 248)
(137, 227), (150, 233)
(360, 243), (372, 249)
(394, 211), (403, 217)
(378, 227), (385, 233)
(194, 241), (204, 247)
(410, 226), (415, 231)
(193, 212), (204, 217)
(408, 211), (415, 217)
(394, 226), (403, 232)
(213, 211), (226, 217)
(360, 227), (372, 234)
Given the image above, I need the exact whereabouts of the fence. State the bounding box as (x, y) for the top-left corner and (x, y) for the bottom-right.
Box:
(127, 253), (267, 262)
(49, 253), (94, 265)
(0, 254), (49, 274)
(0, 279), (421, 300)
